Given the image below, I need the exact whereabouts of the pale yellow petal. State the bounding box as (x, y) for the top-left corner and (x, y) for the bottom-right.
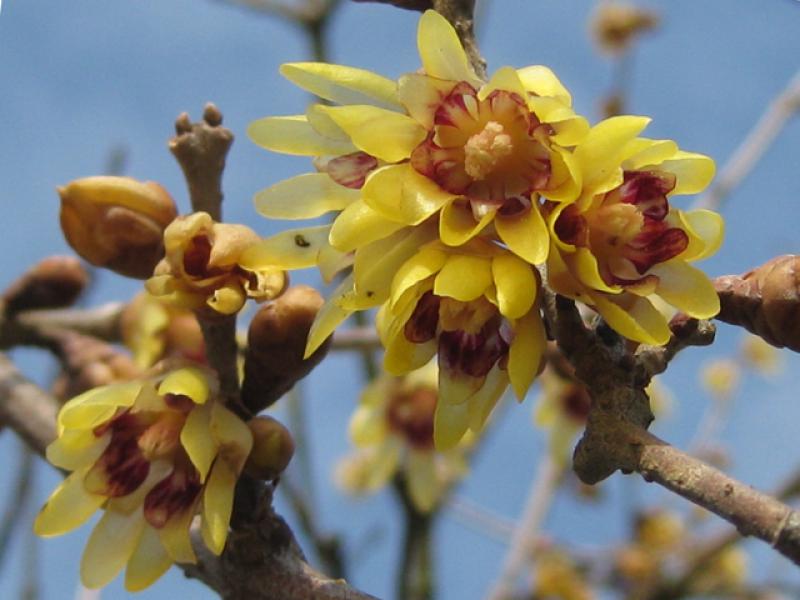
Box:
(495, 204), (549, 265)
(317, 105), (427, 163)
(210, 403), (253, 469)
(466, 364), (508, 431)
(417, 10), (477, 83)
(125, 525), (173, 592)
(80, 509), (146, 589)
(240, 225), (332, 270)
(46, 429), (110, 472)
(180, 403), (216, 482)
(305, 275), (354, 358)
(651, 260), (720, 319)
(364, 439), (402, 490)
(660, 151), (716, 195)
(621, 138), (679, 170)
(397, 73), (457, 129)
(158, 367), (209, 405)
(362, 163), (454, 225)
(247, 115), (356, 156)
(157, 502), (197, 564)
(434, 254), (492, 301)
(438, 365), (483, 406)
(58, 381), (142, 432)
(433, 398), (471, 451)
(516, 65), (572, 105)
(390, 243), (447, 307)
(34, 468), (105, 537)
(280, 62), (401, 110)
(575, 116), (651, 191)
(591, 292), (671, 345)
(570, 248), (621, 294)
(478, 66), (527, 101)
(329, 199), (406, 253)
(406, 451), (441, 513)
(677, 209), (724, 262)
(200, 460), (237, 555)
(550, 115), (590, 146)
(254, 173), (358, 220)
(206, 281), (246, 315)
(492, 254), (537, 320)
(439, 200), (495, 246)
(508, 311), (546, 400)
(349, 405), (389, 447)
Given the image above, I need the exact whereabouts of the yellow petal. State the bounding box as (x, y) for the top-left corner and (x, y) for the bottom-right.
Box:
(200, 460), (237, 555)
(677, 209), (724, 262)
(417, 9), (477, 83)
(478, 66), (527, 101)
(207, 280), (246, 315)
(318, 243), (353, 284)
(439, 200), (495, 246)
(304, 275), (354, 358)
(80, 509), (145, 589)
(397, 73), (457, 129)
(58, 381), (142, 432)
(516, 65), (572, 105)
(365, 439), (402, 490)
(158, 367), (209, 405)
(240, 225), (332, 270)
(254, 173), (358, 220)
(349, 405), (389, 447)
(329, 199), (406, 253)
(390, 243), (447, 307)
(508, 311), (546, 400)
(575, 116), (651, 192)
(247, 115), (356, 156)
(317, 105), (427, 163)
(406, 451), (440, 512)
(591, 292), (671, 345)
(433, 397), (471, 451)
(438, 364), (483, 406)
(661, 151), (716, 195)
(527, 96), (576, 125)
(383, 330), (438, 375)
(157, 501), (197, 564)
(492, 254), (537, 320)
(495, 203), (549, 265)
(34, 468), (105, 537)
(210, 403), (253, 469)
(280, 62), (401, 110)
(651, 260), (720, 318)
(125, 525), (173, 592)
(550, 115), (590, 147)
(46, 429), (110, 472)
(621, 138), (679, 170)
(434, 254), (492, 301)
(362, 164), (454, 225)
(352, 223), (437, 308)
(569, 248), (621, 294)
(466, 364), (508, 431)
(180, 403), (216, 482)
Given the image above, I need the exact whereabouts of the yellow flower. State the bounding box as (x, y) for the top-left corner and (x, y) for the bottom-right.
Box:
(247, 9), (587, 266)
(546, 118), (723, 345)
(700, 358), (740, 400)
(146, 212), (287, 316)
(377, 239), (546, 449)
(335, 362), (469, 512)
(34, 364), (253, 591)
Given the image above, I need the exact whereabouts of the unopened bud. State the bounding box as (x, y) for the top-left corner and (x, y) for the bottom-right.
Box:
(2, 256), (89, 315)
(244, 416), (295, 480)
(590, 2), (659, 55)
(241, 285), (330, 412)
(58, 176), (177, 279)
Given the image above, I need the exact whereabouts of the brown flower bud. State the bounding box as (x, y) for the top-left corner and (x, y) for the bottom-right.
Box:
(244, 416), (295, 480)
(2, 256), (89, 315)
(714, 255), (800, 352)
(241, 285), (330, 413)
(590, 2), (659, 55)
(59, 176), (178, 279)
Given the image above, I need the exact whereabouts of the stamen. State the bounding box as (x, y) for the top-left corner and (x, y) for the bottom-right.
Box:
(463, 121), (514, 180)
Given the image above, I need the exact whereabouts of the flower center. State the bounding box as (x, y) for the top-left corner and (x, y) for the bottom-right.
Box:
(386, 386), (437, 450)
(463, 121), (514, 180)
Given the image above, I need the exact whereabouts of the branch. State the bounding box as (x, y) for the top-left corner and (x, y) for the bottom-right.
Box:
(694, 68), (800, 211)
(431, 0), (486, 78)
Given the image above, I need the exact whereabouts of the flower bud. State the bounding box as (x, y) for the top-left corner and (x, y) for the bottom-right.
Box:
(2, 256), (89, 315)
(244, 416), (295, 480)
(590, 2), (659, 55)
(58, 176), (177, 279)
(241, 285), (330, 413)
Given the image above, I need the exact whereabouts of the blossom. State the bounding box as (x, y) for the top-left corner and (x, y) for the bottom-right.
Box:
(545, 117), (723, 345)
(34, 365), (253, 591)
(146, 212), (287, 316)
(246, 9), (588, 268)
(335, 362), (469, 512)
(377, 239), (546, 449)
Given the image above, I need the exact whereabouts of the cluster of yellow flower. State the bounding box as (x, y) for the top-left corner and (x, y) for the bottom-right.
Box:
(243, 10), (723, 450)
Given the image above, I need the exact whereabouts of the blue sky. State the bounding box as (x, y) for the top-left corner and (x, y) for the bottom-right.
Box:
(1, 1), (799, 598)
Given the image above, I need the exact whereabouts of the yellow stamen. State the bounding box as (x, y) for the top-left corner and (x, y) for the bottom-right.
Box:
(463, 121), (513, 180)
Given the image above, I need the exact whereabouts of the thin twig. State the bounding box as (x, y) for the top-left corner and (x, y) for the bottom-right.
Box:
(445, 496), (515, 544)
(694, 68), (800, 211)
(0, 303), (124, 350)
(0, 440), (36, 568)
(485, 454), (563, 600)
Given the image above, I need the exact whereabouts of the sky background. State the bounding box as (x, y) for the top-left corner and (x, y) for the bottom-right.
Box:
(0, 0), (799, 598)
